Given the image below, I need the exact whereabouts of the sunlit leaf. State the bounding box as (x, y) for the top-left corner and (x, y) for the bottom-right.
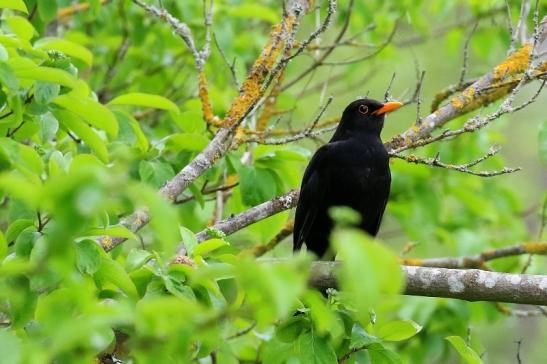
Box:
(377, 320), (422, 342)
(192, 238), (229, 257)
(35, 37), (93, 66)
(0, 0), (28, 13)
(109, 92), (179, 113)
(179, 226), (198, 256)
(5, 16), (36, 41)
(53, 95), (118, 137)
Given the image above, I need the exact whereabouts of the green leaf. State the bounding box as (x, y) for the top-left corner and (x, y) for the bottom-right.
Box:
(377, 320), (422, 341)
(0, 230), (7, 260)
(10, 60), (84, 91)
(38, 0), (58, 22)
(0, 329), (21, 364)
(53, 109), (109, 163)
(333, 229), (403, 319)
(0, 44), (8, 61)
(188, 183), (205, 208)
(0, 61), (18, 90)
(179, 226), (198, 256)
(34, 82), (60, 105)
(35, 37), (93, 66)
(295, 331), (337, 364)
(84, 226), (138, 241)
(126, 249), (153, 272)
(239, 165), (277, 206)
(6, 218), (34, 242)
(368, 343), (402, 364)
(14, 142), (44, 176)
(0, 0), (28, 14)
(129, 184), (180, 252)
(95, 256), (139, 298)
(446, 336), (483, 364)
(261, 338), (293, 364)
(53, 95), (118, 137)
(539, 120), (547, 164)
(38, 112), (59, 143)
(75, 239), (102, 275)
(0, 173), (40, 208)
(276, 316), (306, 343)
(165, 133), (210, 153)
(192, 238), (229, 257)
(138, 160), (175, 188)
(172, 110), (206, 133)
(108, 92), (179, 113)
(114, 110), (149, 152)
(5, 16), (36, 41)
(0, 143), (10, 172)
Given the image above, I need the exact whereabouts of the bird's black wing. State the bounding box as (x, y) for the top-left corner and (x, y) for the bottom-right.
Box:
(293, 145), (330, 251)
(371, 178), (390, 235)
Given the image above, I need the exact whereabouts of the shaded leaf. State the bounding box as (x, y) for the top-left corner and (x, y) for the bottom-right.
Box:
(446, 336), (483, 364)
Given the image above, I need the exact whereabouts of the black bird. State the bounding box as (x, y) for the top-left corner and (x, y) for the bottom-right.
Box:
(293, 98), (402, 257)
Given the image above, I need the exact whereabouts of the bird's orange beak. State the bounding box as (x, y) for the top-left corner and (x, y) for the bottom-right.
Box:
(373, 101), (403, 115)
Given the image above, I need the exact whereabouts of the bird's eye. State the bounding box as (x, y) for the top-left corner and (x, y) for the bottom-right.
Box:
(358, 105), (369, 115)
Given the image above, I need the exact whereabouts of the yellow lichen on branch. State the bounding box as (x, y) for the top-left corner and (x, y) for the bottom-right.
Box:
(256, 68), (287, 132)
(199, 72), (221, 126)
(400, 258), (424, 266)
(450, 87), (476, 110)
(493, 43), (531, 80)
(523, 242), (547, 255)
(222, 16), (296, 127)
(432, 43), (534, 114)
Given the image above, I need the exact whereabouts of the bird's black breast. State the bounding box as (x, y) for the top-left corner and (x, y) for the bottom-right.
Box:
(323, 140), (390, 215)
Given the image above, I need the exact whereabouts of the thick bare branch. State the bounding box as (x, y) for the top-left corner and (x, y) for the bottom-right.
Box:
(308, 263), (547, 306)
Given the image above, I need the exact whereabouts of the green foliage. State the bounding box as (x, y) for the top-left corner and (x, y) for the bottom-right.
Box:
(446, 336), (483, 364)
(0, 0), (544, 363)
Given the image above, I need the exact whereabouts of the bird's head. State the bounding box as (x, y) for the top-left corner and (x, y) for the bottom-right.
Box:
(332, 98), (403, 140)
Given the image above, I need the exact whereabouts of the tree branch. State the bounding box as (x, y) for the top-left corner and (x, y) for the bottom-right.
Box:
(401, 242), (547, 269)
(189, 189), (299, 248)
(308, 263), (547, 306)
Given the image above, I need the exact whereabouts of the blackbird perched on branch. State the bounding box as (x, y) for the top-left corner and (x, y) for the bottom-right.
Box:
(293, 98), (403, 257)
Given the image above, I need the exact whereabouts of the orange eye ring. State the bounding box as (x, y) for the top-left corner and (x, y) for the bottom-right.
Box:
(358, 105), (369, 115)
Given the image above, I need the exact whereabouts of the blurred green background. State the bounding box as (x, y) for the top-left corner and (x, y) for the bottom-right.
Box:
(0, 0), (546, 362)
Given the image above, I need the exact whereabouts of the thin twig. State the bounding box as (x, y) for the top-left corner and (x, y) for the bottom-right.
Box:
(212, 32), (240, 88)
(391, 145), (520, 177)
(401, 242), (547, 269)
(384, 72), (396, 102)
(459, 21), (479, 87)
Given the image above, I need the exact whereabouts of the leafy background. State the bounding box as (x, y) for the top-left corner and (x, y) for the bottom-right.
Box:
(0, 0), (546, 363)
